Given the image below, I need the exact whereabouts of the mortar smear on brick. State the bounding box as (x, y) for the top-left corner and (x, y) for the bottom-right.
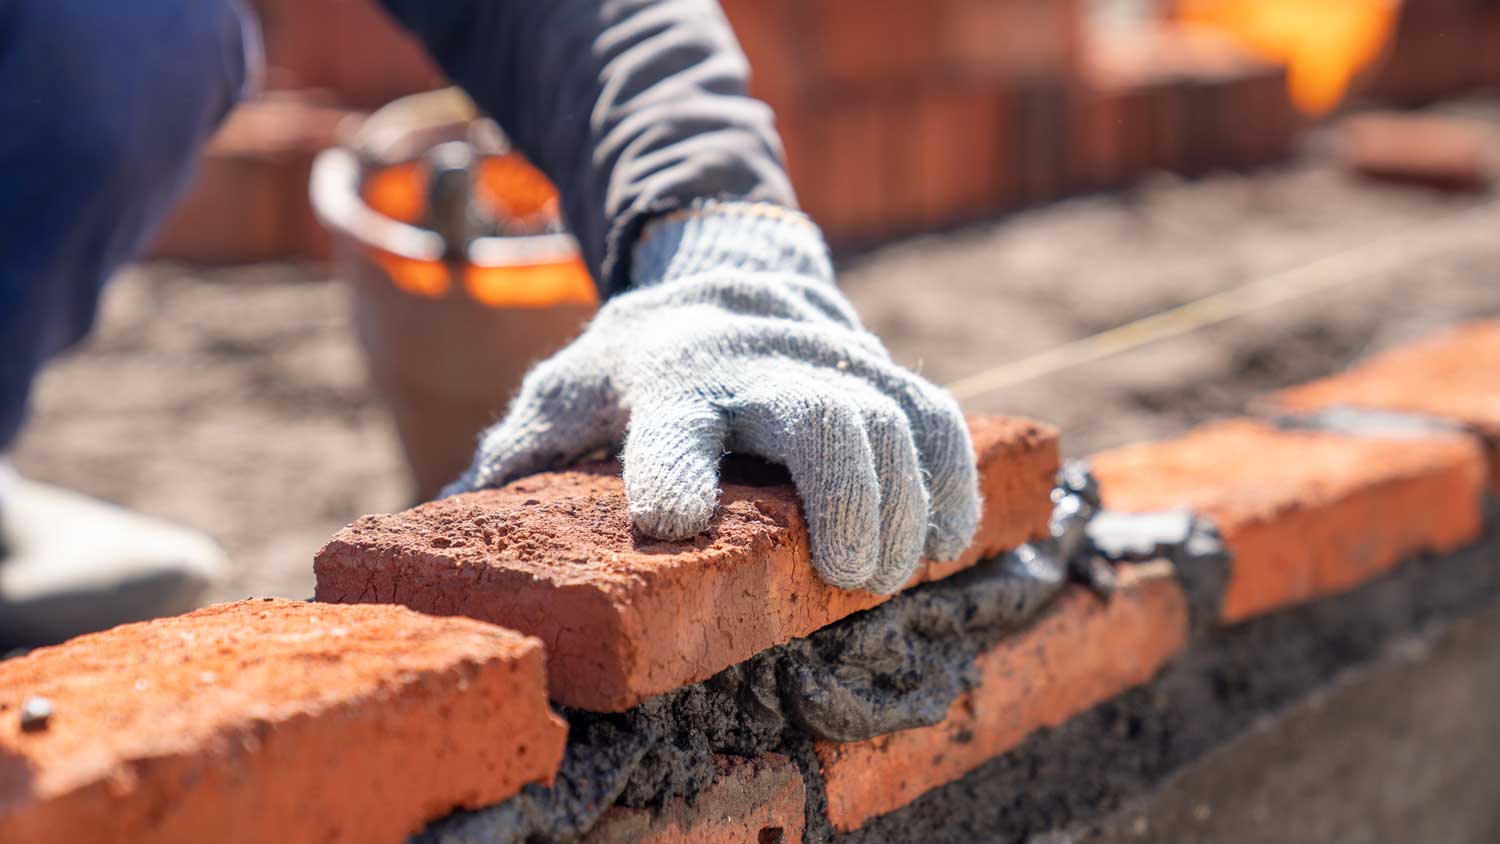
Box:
(815, 563), (1188, 832)
(1268, 319), (1500, 487)
(1091, 419), (1484, 622)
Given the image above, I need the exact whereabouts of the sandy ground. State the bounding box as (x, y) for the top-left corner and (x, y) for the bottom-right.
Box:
(11, 103), (1500, 604)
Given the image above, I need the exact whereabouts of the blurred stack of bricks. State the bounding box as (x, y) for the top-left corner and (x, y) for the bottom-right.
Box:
(149, 0), (449, 263)
(723, 0), (1305, 246)
(1364, 0), (1500, 103)
(150, 0), (1500, 263)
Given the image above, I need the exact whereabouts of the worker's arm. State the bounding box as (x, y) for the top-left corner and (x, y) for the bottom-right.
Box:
(376, 0), (792, 294)
(381, 0), (981, 593)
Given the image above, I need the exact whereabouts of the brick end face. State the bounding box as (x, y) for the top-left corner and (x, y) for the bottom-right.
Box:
(0, 599), (565, 844)
(315, 535), (643, 711)
(815, 564), (1188, 832)
(315, 416), (1058, 711)
(1092, 419), (1486, 623)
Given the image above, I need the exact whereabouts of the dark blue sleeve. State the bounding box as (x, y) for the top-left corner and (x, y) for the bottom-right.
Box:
(374, 0), (798, 296)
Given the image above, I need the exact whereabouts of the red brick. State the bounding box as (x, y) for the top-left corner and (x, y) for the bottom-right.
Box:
(0, 599), (566, 844)
(1366, 0), (1485, 103)
(252, 0), (447, 107)
(150, 95), (356, 263)
(719, 0), (809, 108)
(940, 0), (1083, 81)
(907, 86), (1012, 226)
(774, 107), (821, 213)
(1091, 419), (1484, 624)
(815, 563), (1188, 832)
(1011, 80), (1073, 204)
(582, 754), (805, 844)
(1339, 112), (1492, 192)
(811, 0), (943, 87)
(1482, 9), (1500, 85)
(1081, 23), (1297, 180)
(1068, 84), (1140, 190)
(1082, 29), (1183, 177)
(1269, 320), (1500, 488)
(1226, 61), (1298, 169)
(315, 416), (1059, 712)
(786, 96), (905, 245)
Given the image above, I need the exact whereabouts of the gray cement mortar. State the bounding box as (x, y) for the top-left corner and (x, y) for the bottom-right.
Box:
(834, 528), (1500, 844)
(1071, 606), (1500, 844)
(414, 470), (1226, 844)
(413, 545), (1074, 844)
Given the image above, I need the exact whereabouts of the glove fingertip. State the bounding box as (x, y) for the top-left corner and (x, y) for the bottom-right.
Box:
(810, 536), (880, 591)
(925, 492), (982, 562)
(628, 491), (718, 541)
(864, 554), (920, 595)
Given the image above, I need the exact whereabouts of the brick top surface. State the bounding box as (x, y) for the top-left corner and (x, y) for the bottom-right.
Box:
(1091, 418), (1484, 621)
(316, 415), (1059, 711)
(1091, 418), (1480, 521)
(1271, 320), (1500, 438)
(0, 599), (566, 844)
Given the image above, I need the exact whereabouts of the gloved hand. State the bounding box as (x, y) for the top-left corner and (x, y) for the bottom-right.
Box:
(444, 201), (980, 594)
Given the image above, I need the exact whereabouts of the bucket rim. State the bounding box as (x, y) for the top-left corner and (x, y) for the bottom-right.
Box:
(308, 88), (583, 267)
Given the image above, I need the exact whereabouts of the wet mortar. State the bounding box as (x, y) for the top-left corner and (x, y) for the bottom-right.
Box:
(836, 528), (1500, 844)
(414, 547), (1073, 844)
(415, 474), (1226, 844)
(417, 404), (1489, 843)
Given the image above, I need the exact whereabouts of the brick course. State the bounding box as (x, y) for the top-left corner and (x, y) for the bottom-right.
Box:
(0, 599), (565, 844)
(1091, 419), (1485, 623)
(814, 563), (1189, 832)
(315, 416), (1058, 711)
(1270, 320), (1500, 487)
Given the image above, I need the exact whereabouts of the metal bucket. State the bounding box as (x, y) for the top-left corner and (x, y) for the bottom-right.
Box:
(311, 89), (598, 501)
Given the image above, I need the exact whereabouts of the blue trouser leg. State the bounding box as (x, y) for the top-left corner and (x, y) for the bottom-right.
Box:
(0, 0), (257, 450)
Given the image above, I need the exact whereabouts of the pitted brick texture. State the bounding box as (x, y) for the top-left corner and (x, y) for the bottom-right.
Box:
(0, 599), (566, 844)
(814, 563), (1188, 833)
(1092, 419), (1485, 623)
(582, 754), (806, 844)
(315, 416), (1057, 711)
(1269, 320), (1500, 487)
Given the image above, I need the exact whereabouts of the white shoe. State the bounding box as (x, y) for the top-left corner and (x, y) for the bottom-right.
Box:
(0, 464), (228, 646)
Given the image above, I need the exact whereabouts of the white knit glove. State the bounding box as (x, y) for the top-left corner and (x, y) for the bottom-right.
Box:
(444, 201), (980, 594)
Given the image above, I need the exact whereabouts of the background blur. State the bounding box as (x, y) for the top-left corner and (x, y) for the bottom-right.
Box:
(11, 0), (1500, 603)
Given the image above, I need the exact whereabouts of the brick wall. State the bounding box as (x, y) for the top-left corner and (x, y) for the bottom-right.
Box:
(7, 318), (1500, 841)
(1362, 0), (1500, 103)
(153, 0), (1312, 263)
(150, 0), (1500, 263)
(724, 0), (1311, 246)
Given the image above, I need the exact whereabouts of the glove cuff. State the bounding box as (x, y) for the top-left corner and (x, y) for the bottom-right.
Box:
(630, 200), (834, 288)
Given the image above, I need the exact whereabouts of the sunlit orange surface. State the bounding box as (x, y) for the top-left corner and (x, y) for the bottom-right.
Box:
(361, 153), (596, 306)
(466, 262), (595, 307)
(362, 154), (561, 225)
(1178, 0), (1398, 114)
(373, 251), (451, 298)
